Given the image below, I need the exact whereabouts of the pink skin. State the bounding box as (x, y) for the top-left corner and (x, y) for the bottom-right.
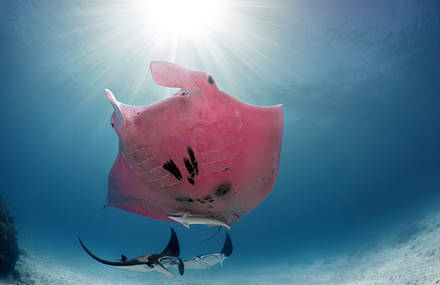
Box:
(106, 61), (284, 225)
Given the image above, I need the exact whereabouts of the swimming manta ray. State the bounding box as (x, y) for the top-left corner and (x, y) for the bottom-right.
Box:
(79, 229), (233, 278)
(106, 61), (284, 227)
(180, 231), (233, 270)
(78, 228), (184, 278)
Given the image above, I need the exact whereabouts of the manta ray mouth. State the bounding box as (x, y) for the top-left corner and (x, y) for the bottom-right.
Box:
(172, 89), (190, 97)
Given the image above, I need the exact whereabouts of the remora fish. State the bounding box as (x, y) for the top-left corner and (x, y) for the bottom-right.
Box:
(168, 211), (231, 230)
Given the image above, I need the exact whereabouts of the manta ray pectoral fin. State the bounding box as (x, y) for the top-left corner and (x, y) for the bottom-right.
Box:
(221, 233), (233, 258)
(78, 237), (139, 267)
(159, 228), (180, 257)
(200, 226), (222, 243)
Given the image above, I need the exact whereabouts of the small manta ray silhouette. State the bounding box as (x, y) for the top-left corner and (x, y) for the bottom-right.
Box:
(79, 228), (234, 278)
(78, 228), (184, 278)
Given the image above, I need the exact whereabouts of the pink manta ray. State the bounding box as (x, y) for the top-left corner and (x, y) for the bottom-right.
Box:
(105, 61), (283, 227)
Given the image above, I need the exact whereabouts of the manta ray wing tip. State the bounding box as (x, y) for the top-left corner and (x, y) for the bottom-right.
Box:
(149, 60), (161, 69)
(104, 89), (118, 104)
(221, 233), (233, 257)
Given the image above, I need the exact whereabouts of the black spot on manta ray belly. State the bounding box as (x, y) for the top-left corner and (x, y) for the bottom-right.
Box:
(187, 177), (195, 185)
(183, 146), (199, 185)
(183, 157), (194, 174)
(176, 197), (194, 203)
(187, 146), (198, 175)
(163, 146), (199, 185)
(162, 159), (182, 180)
(203, 195), (213, 200)
(214, 181), (232, 197)
(176, 196), (216, 204)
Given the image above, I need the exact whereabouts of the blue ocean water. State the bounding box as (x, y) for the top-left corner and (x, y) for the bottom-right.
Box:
(1, 0), (439, 284)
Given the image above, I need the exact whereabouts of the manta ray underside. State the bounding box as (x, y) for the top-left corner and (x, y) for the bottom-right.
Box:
(105, 61), (284, 227)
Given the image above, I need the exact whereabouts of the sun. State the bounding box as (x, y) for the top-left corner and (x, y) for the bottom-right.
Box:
(139, 0), (226, 38)
(64, 0), (287, 104)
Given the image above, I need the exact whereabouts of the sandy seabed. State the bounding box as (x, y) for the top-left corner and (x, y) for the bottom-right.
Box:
(1, 213), (440, 285)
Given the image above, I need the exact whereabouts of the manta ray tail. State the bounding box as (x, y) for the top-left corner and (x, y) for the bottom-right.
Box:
(200, 226), (222, 243)
(221, 233), (233, 257)
(160, 228), (180, 257)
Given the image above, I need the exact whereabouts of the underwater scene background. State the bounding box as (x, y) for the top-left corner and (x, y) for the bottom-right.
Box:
(1, 0), (439, 284)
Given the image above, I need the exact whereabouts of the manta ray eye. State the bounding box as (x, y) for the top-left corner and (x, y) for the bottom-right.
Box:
(207, 75), (215, 85)
(111, 122), (114, 128)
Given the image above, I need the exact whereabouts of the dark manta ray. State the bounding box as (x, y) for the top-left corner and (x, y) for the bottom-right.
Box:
(79, 229), (234, 278)
(78, 228), (184, 278)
